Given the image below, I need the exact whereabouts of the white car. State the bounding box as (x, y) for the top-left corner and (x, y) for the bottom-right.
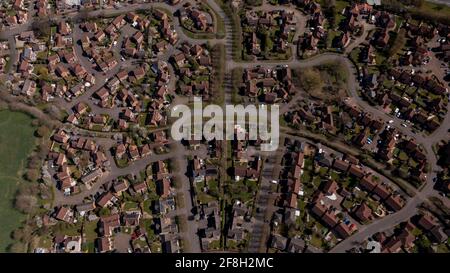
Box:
(388, 120), (394, 124)
(401, 123), (408, 128)
(271, 180), (278, 184)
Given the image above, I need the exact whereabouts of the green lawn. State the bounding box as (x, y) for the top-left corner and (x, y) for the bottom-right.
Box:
(0, 111), (37, 252)
(123, 201), (139, 211)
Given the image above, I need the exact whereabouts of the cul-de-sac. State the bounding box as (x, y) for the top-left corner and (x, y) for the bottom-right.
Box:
(0, 0), (449, 254)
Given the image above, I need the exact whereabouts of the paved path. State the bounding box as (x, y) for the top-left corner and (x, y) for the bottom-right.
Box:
(426, 0), (450, 7)
(171, 141), (201, 252)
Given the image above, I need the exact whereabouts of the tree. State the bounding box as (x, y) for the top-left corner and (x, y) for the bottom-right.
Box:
(43, 105), (63, 121)
(78, 152), (90, 170)
(99, 207), (111, 217)
(74, 9), (91, 23)
(11, 228), (25, 241)
(11, 226), (32, 242)
(14, 194), (37, 214)
(323, 0), (337, 29)
(244, 0), (262, 6)
(17, 183), (40, 196)
(7, 242), (27, 253)
(387, 29), (406, 58)
(31, 20), (51, 39)
(295, 68), (322, 92)
(35, 125), (50, 138)
(416, 234), (431, 252)
(25, 168), (40, 182)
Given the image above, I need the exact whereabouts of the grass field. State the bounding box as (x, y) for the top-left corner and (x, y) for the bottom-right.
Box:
(0, 110), (37, 252)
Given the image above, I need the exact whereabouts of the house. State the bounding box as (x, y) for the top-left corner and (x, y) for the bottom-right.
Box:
(80, 34), (90, 49)
(385, 194), (405, 211)
(96, 237), (113, 253)
(118, 119), (128, 130)
(173, 52), (186, 67)
(161, 233), (180, 253)
(429, 226), (448, 243)
(56, 65), (70, 78)
(112, 14), (126, 30)
(322, 210), (339, 228)
(116, 70), (129, 83)
(373, 184), (391, 200)
(286, 238), (306, 253)
(18, 59), (31, 74)
(71, 64), (87, 78)
(157, 178), (171, 198)
(132, 31), (144, 44)
(349, 164), (365, 178)
(76, 202), (96, 216)
(21, 79), (36, 97)
(64, 52), (76, 64)
(334, 222), (353, 239)
(73, 102), (88, 115)
(197, 202), (221, 250)
(94, 30), (106, 41)
(48, 54), (60, 66)
(322, 180), (338, 195)
(54, 207), (72, 223)
(285, 192), (297, 208)
(126, 12), (139, 23)
(55, 153), (67, 166)
(376, 31), (390, 48)
(96, 191), (115, 208)
(52, 130), (70, 143)
(54, 236), (82, 253)
(382, 229), (415, 253)
(132, 181), (147, 195)
(122, 211), (141, 226)
(270, 234), (288, 251)
(95, 88), (110, 101)
(113, 179), (129, 195)
(123, 47), (136, 57)
(154, 9), (168, 21)
(58, 21), (71, 36)
(416, 213), (437, 231)
(66, 114), (78, 125)
(80, 168), (103, 184)
(311, 202), (327, 218)
(99, 214), (120, 237)
(360, 175), (377, 192)
(115, 144), (126, 159)
(333, 159), (350, 172)
(354, 203), (373, 223)
(128, 144), (139, 160)
(132, 67), (145, 81)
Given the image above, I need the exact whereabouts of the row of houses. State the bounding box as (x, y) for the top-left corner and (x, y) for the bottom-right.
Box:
(243, 9), (297, 58)
(50, 129), (109, 194)
(0, 0), (29, 27)
(243, 66), (293, 104)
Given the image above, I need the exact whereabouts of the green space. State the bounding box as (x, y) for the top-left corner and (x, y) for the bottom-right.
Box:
(383, 0), (450, 25)
(0, 110), (37, 252)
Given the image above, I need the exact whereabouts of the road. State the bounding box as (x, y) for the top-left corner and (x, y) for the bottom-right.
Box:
(170, 141), (202, 252)
(426, 0), (450, 7)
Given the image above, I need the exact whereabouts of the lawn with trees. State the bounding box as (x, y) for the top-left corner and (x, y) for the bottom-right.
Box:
(0, 110), (37, 252)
